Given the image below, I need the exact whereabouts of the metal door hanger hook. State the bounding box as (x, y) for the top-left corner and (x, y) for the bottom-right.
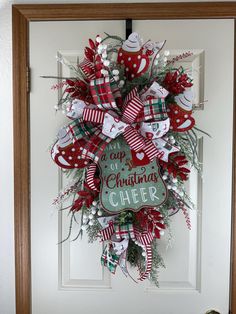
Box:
(126, 19), (132, 39)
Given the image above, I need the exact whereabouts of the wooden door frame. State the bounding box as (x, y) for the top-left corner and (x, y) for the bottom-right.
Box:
(12, 3), (236, 313)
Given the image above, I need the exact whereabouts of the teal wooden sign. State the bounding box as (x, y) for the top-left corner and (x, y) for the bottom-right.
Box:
(98, 137), (168, 213)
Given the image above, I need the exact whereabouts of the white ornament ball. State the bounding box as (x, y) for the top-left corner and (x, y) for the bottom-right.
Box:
(102, 52), (107, 59)
(88, 214), (94, 219)
(167, 185), (172, 190)
(118, 80), (125, 87)
(82, 218), (88, 224)
(172, 185), (177, 191)
(160, 230), (165, 236)
(164, 50), (170, 56)
(162, 174), (168, 180)
(97, 210), (103, 216)
(96, 36), (102, 43)
(103, 60), (110, 67)
(81, 225), (87, 230)
(142, 252), (146, 257)
(112, 69), (119, 75)
(97, 44), (103, 50)
(172, 178), (178, 183)
(88, 220), (94, 226)
(91, 208), (97, 215)
(92, 200), (97, 206)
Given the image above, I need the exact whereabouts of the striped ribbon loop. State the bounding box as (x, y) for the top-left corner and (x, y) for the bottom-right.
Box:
(122, 88), (144, 124)
(134, 228), (154, 246)
(99, 221), (115, 241)
(80, 59), (96, 81)
(82, 108), (105, 124)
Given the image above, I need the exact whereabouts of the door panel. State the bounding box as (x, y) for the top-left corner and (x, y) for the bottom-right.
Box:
(30, 19), (234, 314)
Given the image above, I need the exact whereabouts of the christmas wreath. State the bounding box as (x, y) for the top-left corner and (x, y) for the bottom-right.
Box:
(50, 32), (204, 285)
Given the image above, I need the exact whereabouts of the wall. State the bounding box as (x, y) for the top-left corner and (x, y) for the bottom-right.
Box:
(0, 0), (234, 313)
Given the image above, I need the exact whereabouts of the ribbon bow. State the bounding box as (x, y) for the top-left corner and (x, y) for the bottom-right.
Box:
(98, 216), (155, 281)
(66, 77), (173, 165)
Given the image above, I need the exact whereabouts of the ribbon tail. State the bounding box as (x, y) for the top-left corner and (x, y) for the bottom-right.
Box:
(101, 244), (119, 274)
(138, 244), (152, 281)
(86, 163), (99, 192)
(119, 250), (138, 283)
(134, 228), (154, 281)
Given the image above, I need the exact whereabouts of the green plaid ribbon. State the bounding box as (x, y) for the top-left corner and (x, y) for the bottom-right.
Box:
(66, 118), (97, 142)
(136, 98), (168, 122)
(114, 223), (135, 240)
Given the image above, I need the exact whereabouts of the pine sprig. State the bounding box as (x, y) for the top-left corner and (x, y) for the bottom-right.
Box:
(149, 239), (165, 287)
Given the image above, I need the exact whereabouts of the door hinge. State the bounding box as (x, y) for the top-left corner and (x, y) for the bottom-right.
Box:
(26, 66), (31, 93)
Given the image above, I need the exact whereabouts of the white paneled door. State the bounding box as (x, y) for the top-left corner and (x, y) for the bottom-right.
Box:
(30, 20), (234, 314)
